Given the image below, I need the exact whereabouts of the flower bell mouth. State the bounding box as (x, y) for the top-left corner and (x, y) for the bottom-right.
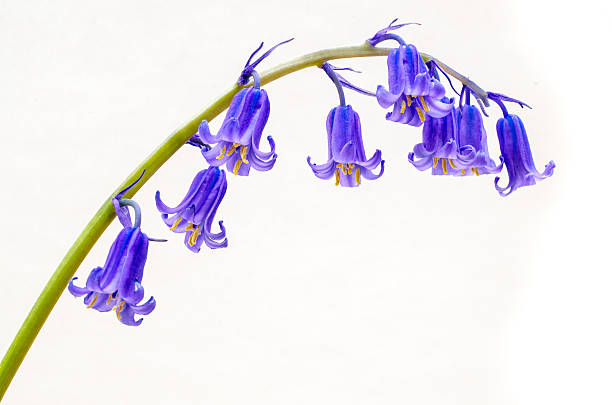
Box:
(399, 95), (430, 122)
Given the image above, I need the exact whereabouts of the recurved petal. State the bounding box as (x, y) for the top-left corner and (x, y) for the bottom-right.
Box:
(361, 160), (385, 180)
(376, 85), (402, 109)
(307, 157), (335, 179)
(197, 120), (222, 145)
(68, 277), (89, 297)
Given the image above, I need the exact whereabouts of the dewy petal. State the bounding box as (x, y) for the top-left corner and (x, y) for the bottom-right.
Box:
(494, 114), (555, 196)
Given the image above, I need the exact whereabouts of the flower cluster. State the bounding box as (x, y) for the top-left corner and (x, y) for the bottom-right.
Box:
(68, 23), (556, 327)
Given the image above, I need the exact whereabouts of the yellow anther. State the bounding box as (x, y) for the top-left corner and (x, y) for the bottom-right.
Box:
(106, 293), (114, 305)
(415, 107), (425, 122)
(400, 100), (406, 113)
(227, 143), (239, 156)
(240, 146), (249, 164)
(442, 158), (448, 174)
(87, 293), (98, 308)
(406, 96), (412, 107)
(233, 160), (242, 175)
(449, 159), (457, 169)
(188, 225), (200, 247)
(116, 301), (125, 320)
(216, 145), (226, 160)
(433, 157), (439, 168)
(336, 163), (342, 168)
(472, 167), (480, 176)
(185, 222), (195, 231)
(335, 169), (340, 186)
(348, 163), (354, 175)
(461, 169), (466, 175)
(419, 96), (429, 112)
(356, 168), (361, 185)
(169, 217), (182, 231)
(341, 164), (347, 175)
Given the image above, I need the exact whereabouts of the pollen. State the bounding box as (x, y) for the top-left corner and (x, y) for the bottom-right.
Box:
(406, 96), (412, 107)
(415, 107), (425, 122)
(348, 163), (354, 175)
(233, 160), (242, 175)
(356, 167), (361, 185)
(471, 167), (480, 176)
(442, 158), (448, 174)
(169, 217), (182, 231)
(216, 145), (227, 160)
(240, 146), (249, 164)
(419, 96), (429, 112)
(449, 159), (458, 169)
(400, 100), (406, 113)
(433, 157), (439, 168)
(335, 169), (340, 186)
(86, 293), (98, 309)
(341, 164), (347, 175)
(106, 293), (114, 305)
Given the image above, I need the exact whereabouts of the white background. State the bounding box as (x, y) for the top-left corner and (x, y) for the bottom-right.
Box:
(0, 0), (610, 404)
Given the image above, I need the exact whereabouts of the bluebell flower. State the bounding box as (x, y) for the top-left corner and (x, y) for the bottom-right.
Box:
(196, 40), (292, 176)
(69, 174), (157, 326)
(308, 105), (384, 187)
(198, 88), (277, 176)
(494, 114), (555, 196)
(408, 98), (462, 175)
(155, 166), (228, 252)
(375, 44), (453, 126)
(454, 104), (502, 176)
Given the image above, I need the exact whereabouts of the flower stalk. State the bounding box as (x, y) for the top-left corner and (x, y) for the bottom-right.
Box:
(0, 41), (489, 400)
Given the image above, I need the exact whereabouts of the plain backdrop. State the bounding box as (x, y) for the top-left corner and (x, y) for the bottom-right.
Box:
(0, 1), (610, 404)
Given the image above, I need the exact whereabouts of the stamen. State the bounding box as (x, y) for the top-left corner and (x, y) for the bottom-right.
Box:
(419, 96), (429, 112)
(106, 293), (113, 305)
(86, 293), (98, 309)
(169, 217), (182, 231)
(433, 157), (439, 168)
(227, 143), (239, 156)
(442, 158), (448, 174)
(240, 146), (249, 164)
(406, 96), (412, 107)
(472, 167), (480, 176)
(461, 169), (466, 175)
(449, 159), (457, 169)
(188, 225), (200, 247)
(185, 222), (195, 231)
(400, 100), (406, 113)
(348, 163), (354, 175)
(335, 169), (340, 186)
(356, 168), (361, 185)
(116, 301), (125, 320)
(336, 163), (342, 168)
(233, 160), (242, 175)
(416, 107), (425, 122)
(341, 164), (347, 175)
(216, 145), (226, 160)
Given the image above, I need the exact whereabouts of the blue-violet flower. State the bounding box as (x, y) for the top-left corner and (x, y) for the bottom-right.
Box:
(408, 98), (461, 175)
(308, 105), (384, 187)
(69, 177), (156, 326)
(155, 166), (228, 252)
(198, 88), (277, 176)
(454, 104), (503, 176)
(377, 44), (453, 126)
(494, 114), (555, 196)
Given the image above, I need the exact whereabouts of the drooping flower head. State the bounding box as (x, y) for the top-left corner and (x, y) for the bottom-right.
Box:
(69, 173), (158, 326)
(454, 102), (503, 177)
(493, 110), (555, 196)
(368, 21), (452, 126)
(408, 97), (462, 175)
(156, 166), (228, 252)
(196, 40), (292, 176)
(308, 105), (384, 187)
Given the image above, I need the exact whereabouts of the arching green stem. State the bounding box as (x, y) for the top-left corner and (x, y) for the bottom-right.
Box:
(0, 42), (489, 400)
